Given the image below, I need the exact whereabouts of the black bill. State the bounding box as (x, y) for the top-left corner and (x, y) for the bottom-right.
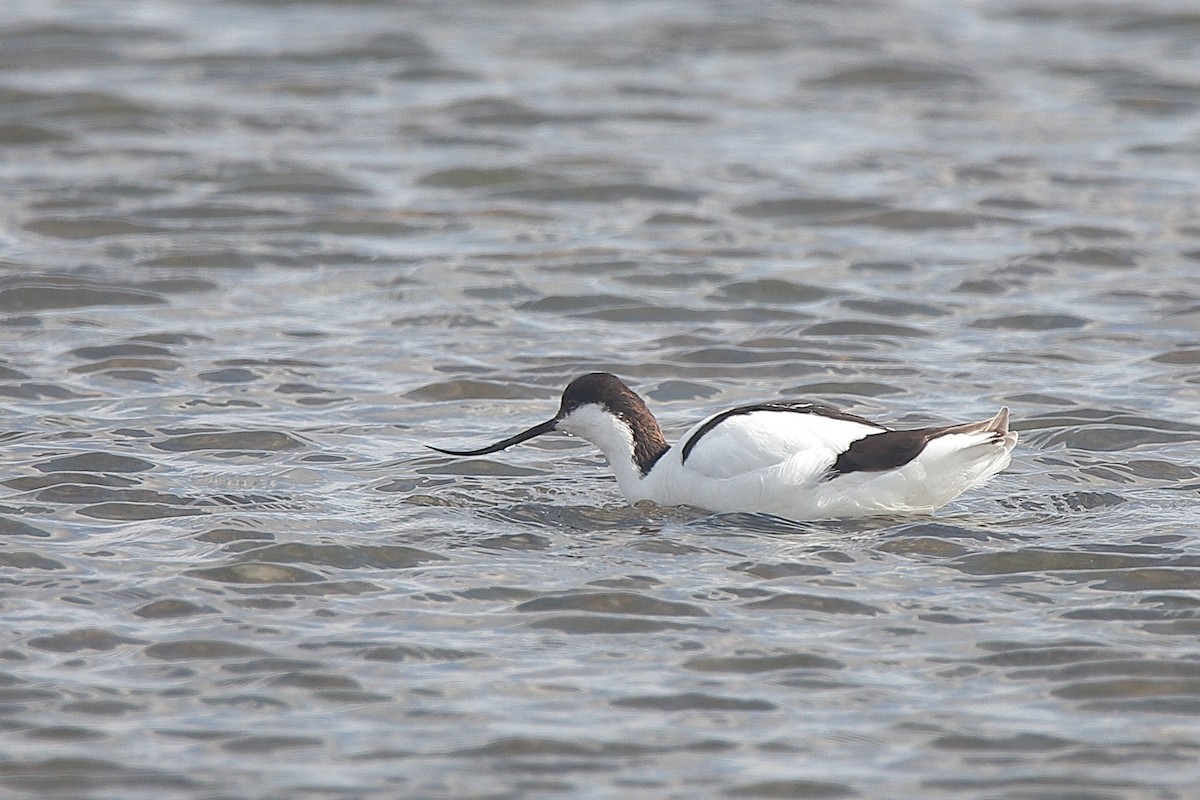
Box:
(427, 417), (558, 456)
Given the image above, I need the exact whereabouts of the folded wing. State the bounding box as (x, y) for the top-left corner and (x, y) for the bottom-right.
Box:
(679, 403), (887, 480)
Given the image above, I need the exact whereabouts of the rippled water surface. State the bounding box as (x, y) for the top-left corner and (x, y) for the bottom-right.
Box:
(3, 1), (1200, 798)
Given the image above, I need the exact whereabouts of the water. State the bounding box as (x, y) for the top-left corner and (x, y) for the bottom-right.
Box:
(2, 0), (1200, 798)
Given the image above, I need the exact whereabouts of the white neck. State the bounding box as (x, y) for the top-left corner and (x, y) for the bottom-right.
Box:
(557, 405), (653, 503)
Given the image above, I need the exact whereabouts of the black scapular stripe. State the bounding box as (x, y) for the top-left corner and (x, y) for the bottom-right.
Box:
(680, 403), (878, 465)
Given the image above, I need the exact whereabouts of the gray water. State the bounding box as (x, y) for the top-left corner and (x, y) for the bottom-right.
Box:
(2, 1), (1200, 798)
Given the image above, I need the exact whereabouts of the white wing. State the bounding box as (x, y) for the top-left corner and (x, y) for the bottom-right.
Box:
(678, 406), (885, 480)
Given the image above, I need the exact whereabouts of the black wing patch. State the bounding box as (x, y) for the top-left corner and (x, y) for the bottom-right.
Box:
(830, 429), (930, 475)
(830, 413), (1012, 477)
(680, 402), (879, 465)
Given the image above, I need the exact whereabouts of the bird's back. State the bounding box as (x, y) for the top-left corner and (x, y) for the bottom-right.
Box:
(647, 406), (1016, 520)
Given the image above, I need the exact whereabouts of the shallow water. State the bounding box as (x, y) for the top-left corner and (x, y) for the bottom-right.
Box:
(2, 1), (1200, 798)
